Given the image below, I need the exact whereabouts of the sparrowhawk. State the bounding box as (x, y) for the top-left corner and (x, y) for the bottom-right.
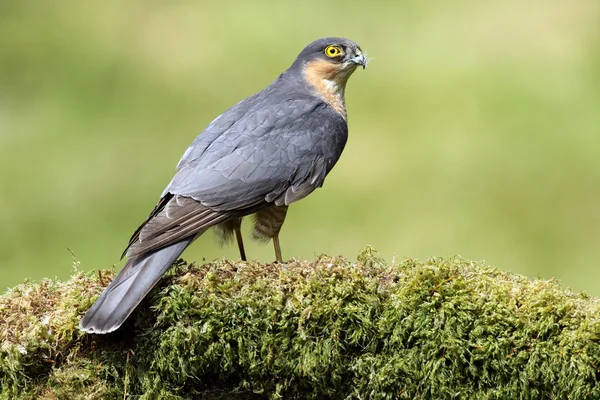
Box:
(80, 37), (367, 333)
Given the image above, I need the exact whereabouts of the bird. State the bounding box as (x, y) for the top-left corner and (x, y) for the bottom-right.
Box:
(80, 37), (367, 334)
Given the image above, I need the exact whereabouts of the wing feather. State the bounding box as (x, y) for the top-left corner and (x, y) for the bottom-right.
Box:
(125, 195), (247, 258)
(126, 93), (347, 258)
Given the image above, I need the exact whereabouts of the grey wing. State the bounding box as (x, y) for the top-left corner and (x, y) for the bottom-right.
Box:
(124, 194), (241, 257)
(168, 97), (348, 210)
(125, 95), (347, 257)
(123, 96), (260, 258)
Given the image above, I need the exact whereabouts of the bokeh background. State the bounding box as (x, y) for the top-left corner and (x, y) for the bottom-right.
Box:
(1, 1), (599, 294)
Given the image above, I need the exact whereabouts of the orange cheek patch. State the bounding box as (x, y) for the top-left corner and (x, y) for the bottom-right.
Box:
(303, 59), (351, 120)
(305, 58), (345, 80)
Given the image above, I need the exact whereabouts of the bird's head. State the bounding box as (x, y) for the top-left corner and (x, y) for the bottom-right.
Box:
(286, 37), (366, 118)
(293, 37), (366, 82)
(295, 37), (367, 72)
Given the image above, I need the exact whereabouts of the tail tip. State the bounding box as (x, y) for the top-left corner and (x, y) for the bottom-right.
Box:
(79, 317), (122, 335)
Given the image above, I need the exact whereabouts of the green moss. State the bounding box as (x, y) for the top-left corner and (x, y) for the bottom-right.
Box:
(1, 248), (599, 399)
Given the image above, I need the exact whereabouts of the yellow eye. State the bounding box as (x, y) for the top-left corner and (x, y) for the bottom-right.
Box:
(324, 45), (343, 58)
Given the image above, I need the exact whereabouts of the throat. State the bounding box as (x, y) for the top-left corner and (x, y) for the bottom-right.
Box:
(303, 60), (353, 120)
(316, 78), (347, 119)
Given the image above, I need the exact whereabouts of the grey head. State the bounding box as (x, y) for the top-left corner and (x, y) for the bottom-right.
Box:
(290, 37), (367, 71)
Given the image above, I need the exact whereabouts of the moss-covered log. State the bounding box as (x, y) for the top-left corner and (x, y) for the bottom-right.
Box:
(1, 247), (599, 399)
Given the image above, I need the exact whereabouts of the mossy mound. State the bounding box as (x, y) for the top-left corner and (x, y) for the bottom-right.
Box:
(1, 247), (599, 399)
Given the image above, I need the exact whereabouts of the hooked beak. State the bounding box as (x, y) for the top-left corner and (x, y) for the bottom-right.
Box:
(350, 53), (367, 69)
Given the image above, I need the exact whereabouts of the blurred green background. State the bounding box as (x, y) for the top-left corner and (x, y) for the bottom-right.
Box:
(1, 1), (599, 294)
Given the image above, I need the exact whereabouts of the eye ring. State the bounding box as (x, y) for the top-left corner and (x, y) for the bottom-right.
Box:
(324, 45), (343, 58)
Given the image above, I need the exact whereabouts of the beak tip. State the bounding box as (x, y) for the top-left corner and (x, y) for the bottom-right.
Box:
(354, 54), (367, 70)
(349, 52), (367, 70)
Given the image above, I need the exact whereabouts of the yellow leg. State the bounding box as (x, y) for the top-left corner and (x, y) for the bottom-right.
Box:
(234, 226), (247, 261)
(273, 233), (283, 263)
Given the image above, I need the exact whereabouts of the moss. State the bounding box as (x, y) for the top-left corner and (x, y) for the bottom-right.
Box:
(1, 247), (599, 399)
